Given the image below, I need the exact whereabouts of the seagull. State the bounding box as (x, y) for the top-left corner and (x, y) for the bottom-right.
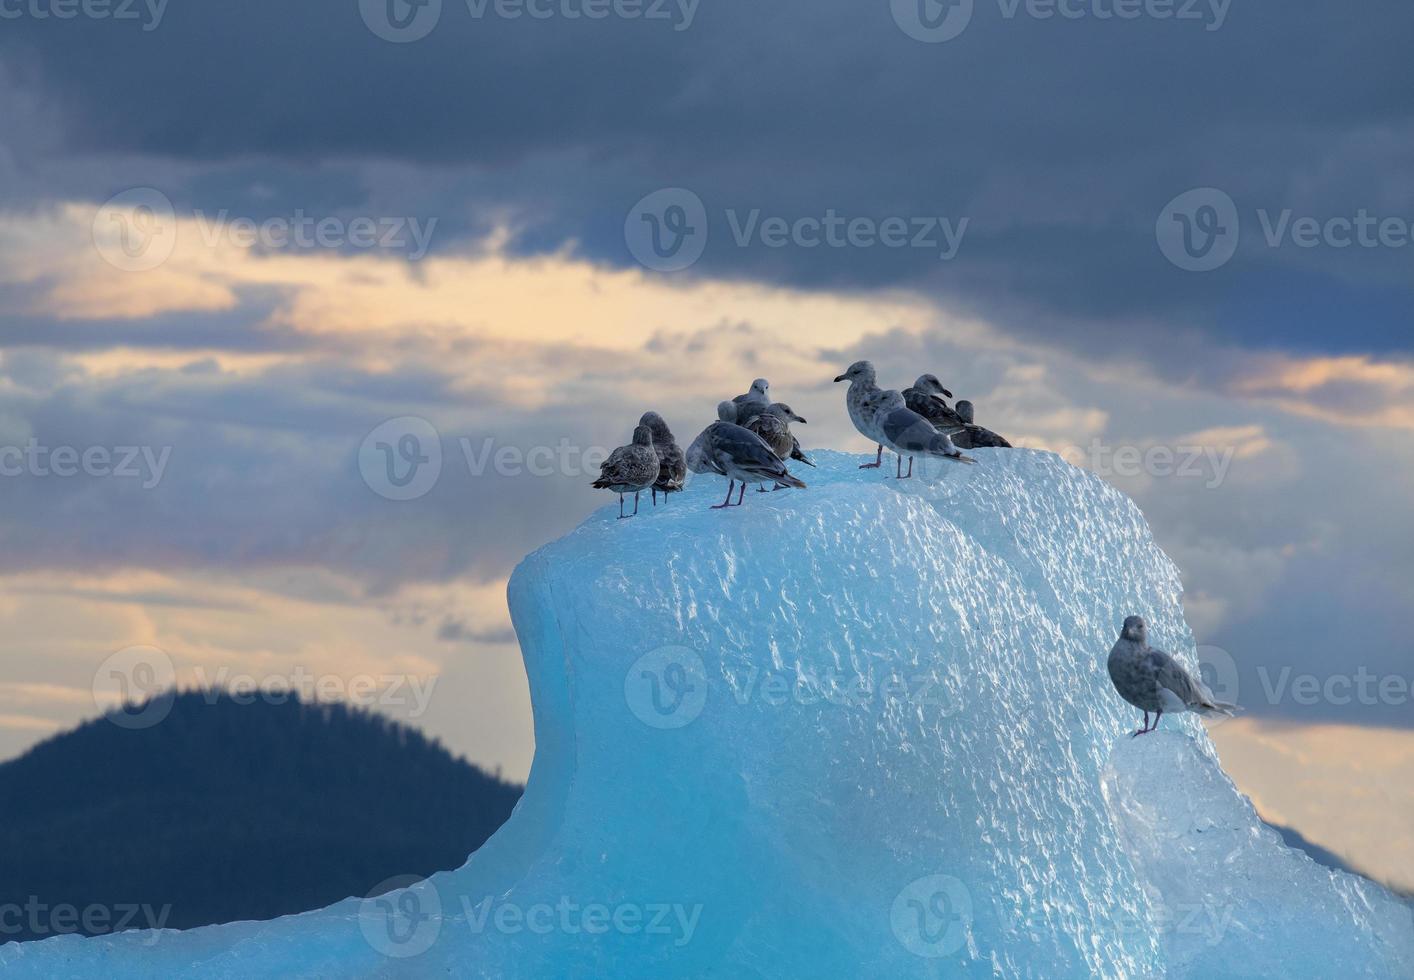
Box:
(903, 374), (967, 433)
(1107, 616), (1237, 737)
(744, 402), (814, 491)
(732, 378), (771, 425)
(953, 401), (1012, 449)
(639, 411), (685, 505)
(591, 424), (659, 519)
(688, 401), (806, 509)
(833, 360), (887, 469)
(873, 390), (975, 478)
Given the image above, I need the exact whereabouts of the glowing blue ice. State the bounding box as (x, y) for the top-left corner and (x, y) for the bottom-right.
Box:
(4, 450), (1410, 977)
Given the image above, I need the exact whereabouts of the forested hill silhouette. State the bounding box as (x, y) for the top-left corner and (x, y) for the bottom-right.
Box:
(0, 692), (523, 944)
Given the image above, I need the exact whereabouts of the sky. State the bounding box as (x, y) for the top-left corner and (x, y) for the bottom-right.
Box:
(1, 0), (1411, 889)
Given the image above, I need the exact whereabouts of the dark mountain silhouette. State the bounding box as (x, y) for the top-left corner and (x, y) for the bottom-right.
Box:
(0, 692), (522, 944)
(1267, 821), (1361, 878)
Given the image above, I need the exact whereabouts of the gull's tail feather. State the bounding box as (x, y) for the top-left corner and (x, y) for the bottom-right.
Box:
(1194, 700), (1240, 718)
(776, 473), (807, 490)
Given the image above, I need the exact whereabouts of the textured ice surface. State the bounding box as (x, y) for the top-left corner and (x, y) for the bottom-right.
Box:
(4, 450), (1410, 978)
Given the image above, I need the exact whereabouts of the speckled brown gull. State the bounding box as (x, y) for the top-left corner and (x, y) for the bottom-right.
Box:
(1107, 615), (1238, 736)
(591, 424), (659, 519)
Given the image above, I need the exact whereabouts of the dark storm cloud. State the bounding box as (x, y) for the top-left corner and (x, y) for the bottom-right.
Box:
(5, 0), (1414, 359)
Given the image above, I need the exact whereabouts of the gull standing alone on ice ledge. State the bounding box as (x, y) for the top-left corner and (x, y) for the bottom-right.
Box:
(688, 401), (806, 509)
(591, 424), (659, 519)
(1107, 615), (1237, 736)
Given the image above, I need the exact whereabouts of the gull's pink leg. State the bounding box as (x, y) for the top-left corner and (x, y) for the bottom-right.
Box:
(736, 483), (746, 506)
(859, 445), (883, 469)
(1130, 711), (1149, 737)
(710, 480), (736, 509)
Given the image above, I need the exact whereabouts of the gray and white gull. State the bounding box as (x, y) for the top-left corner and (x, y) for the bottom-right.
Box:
(687, 401), (806, 508)
(731, 378), (771, 425)
(833, 360), (888, 469)
(871, 389), (975, 477)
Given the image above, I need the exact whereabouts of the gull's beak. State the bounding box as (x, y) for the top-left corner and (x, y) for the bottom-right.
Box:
(833, 375), (846, 383)
(795, 416), (808, 424)
(941, 387), (954, 399)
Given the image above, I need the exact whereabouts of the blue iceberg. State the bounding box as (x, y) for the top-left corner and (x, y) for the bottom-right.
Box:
(4, 450), (1410, 978)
